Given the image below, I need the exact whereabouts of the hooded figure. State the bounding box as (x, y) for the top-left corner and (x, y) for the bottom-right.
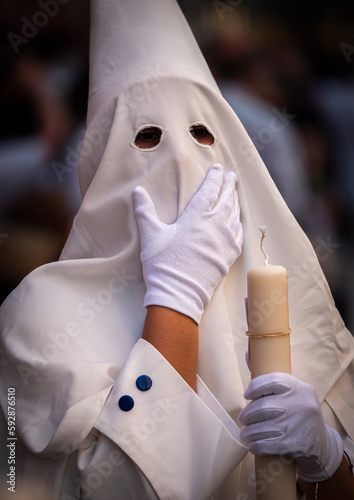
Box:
(0, 1), (353, 499)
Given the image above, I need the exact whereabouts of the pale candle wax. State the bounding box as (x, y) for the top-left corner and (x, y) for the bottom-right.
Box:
(246, 227), (292, 378)
(247, 264), (289, 335)
(246, 227), (297, 500)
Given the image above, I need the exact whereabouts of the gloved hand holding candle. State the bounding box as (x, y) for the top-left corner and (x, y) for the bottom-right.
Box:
(239, 372), (343, 482)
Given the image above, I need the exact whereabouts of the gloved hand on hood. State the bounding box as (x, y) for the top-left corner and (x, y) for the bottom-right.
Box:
(132, 163), (243, 325)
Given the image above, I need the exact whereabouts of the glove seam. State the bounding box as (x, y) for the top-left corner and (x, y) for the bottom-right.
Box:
(144, 293), (202, 319)
(141, 224), (177, 263)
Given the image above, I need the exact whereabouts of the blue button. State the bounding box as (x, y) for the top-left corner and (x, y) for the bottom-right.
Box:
(118, 395), (134, 412)
(136, 375), (152, 391)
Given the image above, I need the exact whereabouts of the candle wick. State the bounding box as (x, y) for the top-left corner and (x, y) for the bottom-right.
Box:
(259, 225), (269, 266)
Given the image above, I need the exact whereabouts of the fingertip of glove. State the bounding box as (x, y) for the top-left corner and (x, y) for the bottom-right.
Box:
(212, 164), (239, 185)
(132, 185), (144, 195)
(243, 373), (294, 400)
(132, 185), (146, 204)
(238, 411), (245, 427)
(207, 163), (224, 183)
(225, 170), (238, 187)
(132, 187), (152, 218)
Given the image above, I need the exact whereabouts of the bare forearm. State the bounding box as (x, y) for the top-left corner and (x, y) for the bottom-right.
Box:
(142, 305), (198, 391)
(304, 455), (354, 499)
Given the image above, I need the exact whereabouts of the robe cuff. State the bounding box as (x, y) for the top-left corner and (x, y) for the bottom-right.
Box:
(94, 338), (248, 500)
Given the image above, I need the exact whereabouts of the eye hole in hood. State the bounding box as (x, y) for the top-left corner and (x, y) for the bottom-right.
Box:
(189, 122), (216, 147)
(131, 122), (216, 152)
(131, 124), (165, 151)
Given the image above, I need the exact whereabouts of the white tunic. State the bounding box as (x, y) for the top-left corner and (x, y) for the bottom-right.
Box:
(0, 1), (353, 498)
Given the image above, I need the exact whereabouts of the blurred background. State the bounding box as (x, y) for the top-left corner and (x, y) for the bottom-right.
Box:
(0, 0), (353, 330)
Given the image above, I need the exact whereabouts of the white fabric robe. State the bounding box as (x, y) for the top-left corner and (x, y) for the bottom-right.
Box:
(0, 1), (353, 499)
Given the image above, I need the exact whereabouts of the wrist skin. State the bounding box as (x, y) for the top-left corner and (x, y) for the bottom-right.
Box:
(142, 305), (198, 391)
(304, 455), (354, 500)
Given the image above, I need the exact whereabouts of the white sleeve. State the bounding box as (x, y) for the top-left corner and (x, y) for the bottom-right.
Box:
(0, 294), (247, 500)
(91, 338), (248, 500)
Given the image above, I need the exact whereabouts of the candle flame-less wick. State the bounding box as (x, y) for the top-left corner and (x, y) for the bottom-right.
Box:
(259, 225), (269, 266)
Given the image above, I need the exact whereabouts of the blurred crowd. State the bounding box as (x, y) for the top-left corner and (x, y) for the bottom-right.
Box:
(0, 0), (353, 330)
(0, 0), (88, 302)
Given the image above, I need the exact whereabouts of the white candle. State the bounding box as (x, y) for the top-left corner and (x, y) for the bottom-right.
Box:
(247, 263), (292, 378)
(247, 264), (289, 336)
(246, 227), (296, 500)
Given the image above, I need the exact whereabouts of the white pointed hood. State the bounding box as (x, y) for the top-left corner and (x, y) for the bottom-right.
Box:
(0, 0), (353, 460)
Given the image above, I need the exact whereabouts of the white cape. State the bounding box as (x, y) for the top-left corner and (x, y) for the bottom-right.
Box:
(0, 1), (353, 499)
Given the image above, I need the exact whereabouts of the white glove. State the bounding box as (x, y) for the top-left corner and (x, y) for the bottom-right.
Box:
(239, 372), (343, 482)
(132, 163), (243, 325)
